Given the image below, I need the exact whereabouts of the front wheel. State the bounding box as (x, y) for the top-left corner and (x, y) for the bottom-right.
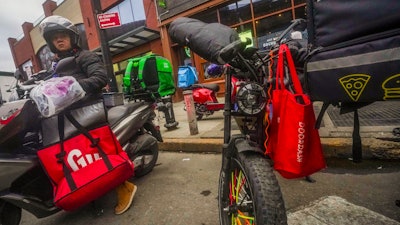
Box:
(218, 152), (287, 225)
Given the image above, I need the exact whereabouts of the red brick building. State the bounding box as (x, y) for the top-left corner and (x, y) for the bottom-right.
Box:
(9, 0), (306, 101)
(8, 0), (162, 93)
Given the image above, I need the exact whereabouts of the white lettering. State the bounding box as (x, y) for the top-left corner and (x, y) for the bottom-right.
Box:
(297, 122), (306, 163)
(67, 149), (102, 171)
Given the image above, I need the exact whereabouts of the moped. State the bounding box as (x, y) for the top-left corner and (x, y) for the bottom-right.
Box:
(0, 57), (162, 225)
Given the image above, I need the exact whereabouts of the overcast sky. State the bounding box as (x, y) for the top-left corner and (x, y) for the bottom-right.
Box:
(0, 0), (48, 72)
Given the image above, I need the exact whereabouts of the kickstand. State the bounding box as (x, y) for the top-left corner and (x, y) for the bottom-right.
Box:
(91, 201), (104, 217)
(305, 176), (316, 183)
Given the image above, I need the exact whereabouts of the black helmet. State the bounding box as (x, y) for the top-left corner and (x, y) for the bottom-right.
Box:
(39, 15), (80, 53)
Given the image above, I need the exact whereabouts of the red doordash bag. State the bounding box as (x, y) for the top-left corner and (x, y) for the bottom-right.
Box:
(37, 112), (134, 211)
(267, 44), (326, 179)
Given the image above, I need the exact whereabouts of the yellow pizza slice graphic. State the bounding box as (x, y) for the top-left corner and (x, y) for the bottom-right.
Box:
(339, 74), (371, 102)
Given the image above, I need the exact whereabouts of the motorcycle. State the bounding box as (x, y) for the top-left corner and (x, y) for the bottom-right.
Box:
(0, 57), (162, 225)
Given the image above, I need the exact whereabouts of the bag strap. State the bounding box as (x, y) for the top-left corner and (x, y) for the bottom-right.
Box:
(64, 112), (113, 170)
(352, 109), (362, 162)
(315, 102), (330, 129)
(56, 114), (77, 191)
(276, 44), (304, 94)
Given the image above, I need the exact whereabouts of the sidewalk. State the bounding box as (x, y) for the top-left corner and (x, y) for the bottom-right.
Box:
(157, 99), (400, 159)
(155, 100), (400, 224)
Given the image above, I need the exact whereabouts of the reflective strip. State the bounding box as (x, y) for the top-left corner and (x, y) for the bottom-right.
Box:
(307, 47), (400, 72)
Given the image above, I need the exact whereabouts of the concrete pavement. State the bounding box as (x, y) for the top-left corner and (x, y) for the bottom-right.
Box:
(287, 196), (400, 225)
(157, 99), (400, 159)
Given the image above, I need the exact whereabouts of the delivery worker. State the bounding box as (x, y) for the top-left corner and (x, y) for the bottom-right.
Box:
(39, 15), (137, 215)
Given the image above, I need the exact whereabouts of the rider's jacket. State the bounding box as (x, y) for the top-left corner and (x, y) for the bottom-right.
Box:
(56, 49), (108, 94)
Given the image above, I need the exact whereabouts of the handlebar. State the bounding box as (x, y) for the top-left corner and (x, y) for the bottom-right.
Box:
(275, 19), (307, 45)
(217, 38), (251, 64)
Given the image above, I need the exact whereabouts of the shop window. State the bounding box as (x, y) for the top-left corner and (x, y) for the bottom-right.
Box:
(252, 0), (291, 18)
(255, 11), (293, 49)
(192, 9), (218, 23)
(294, 5), (307, 19)
(219, 0), (252, 26)
(294, 0), (306, 6)
(177, 47), (193, 66)
(106, 0), (145, 24)
(233, 22), (255, 47)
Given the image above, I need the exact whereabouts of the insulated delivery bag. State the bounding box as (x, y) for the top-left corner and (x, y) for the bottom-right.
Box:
(123, 54), (175, 99)
(305, 0), (400, 103)
(37, 98), (134, 211)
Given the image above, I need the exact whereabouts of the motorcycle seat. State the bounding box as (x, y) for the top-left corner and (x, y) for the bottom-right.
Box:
(192, 83), (220, 92)
(107, 101), (145, 126)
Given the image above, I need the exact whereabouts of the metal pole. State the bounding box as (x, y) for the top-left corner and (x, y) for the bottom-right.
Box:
(91, 0), (118, 92)
(183, 90), (199, 135)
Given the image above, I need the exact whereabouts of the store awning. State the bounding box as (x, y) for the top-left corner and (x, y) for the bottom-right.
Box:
(95, 26), (160, 56)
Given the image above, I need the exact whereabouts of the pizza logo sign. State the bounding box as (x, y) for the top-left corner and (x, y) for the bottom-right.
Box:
(339, 74), (371, 102)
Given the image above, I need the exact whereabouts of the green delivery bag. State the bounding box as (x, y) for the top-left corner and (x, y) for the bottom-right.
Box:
(123, 54), (175, 98)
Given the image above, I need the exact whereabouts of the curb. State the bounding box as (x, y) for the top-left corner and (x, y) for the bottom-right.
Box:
(159, 137), (400, 159)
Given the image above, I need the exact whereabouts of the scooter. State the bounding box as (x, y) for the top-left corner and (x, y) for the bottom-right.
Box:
(186, 76), (242, 120)
(189, 82), (224, 120)
(0, 57), (162, 225)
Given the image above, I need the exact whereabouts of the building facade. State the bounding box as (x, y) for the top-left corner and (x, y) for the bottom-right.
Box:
(9, 0), (306, 101)
(157, 0), (306, 97)
(8, 0), (162, 93)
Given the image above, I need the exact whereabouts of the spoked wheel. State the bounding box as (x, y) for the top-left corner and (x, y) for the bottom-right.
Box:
(218, 152), (287, 225)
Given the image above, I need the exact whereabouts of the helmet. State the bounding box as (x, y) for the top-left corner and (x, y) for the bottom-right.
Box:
(39, 15), (80, 53)
(206, 64), (223, 77)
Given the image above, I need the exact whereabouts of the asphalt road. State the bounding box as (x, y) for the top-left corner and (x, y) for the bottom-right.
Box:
(20, 151), (400, 225)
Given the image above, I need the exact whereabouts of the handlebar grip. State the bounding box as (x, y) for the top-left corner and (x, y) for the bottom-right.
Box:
(217, 39), (247, 64)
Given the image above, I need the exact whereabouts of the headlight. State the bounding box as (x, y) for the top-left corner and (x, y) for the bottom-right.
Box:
(235, 82), (266, 115)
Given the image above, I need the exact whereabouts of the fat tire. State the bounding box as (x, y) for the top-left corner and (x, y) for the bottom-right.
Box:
(219, 152), (287, 225)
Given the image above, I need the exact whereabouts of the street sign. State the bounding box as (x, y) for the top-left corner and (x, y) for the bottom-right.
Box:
(97, 12), (121, 29)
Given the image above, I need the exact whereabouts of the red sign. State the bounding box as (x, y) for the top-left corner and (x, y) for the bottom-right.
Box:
(97, 12), (121, 29)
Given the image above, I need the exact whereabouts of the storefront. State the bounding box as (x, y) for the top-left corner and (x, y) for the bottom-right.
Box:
(157, 0), (306, 98)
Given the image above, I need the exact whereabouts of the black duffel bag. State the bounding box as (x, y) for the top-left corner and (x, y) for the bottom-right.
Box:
(168, 17), (240, 64)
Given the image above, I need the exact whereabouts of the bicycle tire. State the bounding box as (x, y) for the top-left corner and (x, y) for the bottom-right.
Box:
(218, 151), (287, 225)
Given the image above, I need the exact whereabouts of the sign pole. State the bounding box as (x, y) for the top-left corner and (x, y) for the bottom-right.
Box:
(91, 0), (118, 92)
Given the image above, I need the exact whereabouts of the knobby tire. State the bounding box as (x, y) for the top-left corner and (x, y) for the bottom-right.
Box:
(219, 152), (287, 225)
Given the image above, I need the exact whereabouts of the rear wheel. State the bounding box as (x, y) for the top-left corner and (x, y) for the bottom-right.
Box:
(129, 134), (159, 177)
(218, 152), (287, 225)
